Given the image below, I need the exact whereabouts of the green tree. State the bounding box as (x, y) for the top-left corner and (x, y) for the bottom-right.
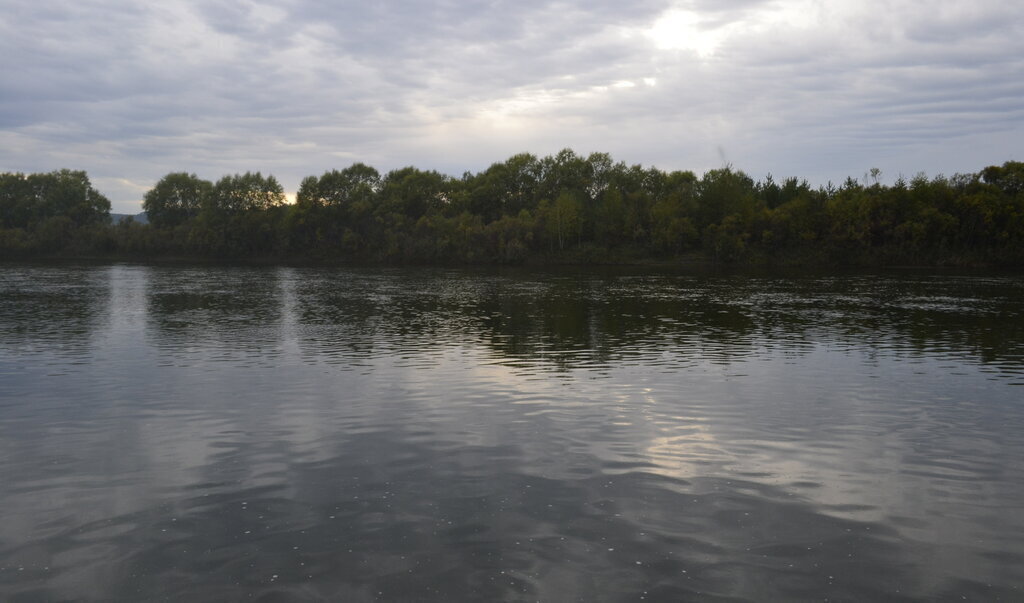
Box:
(298, 163), (380, 208)
(208, 172), (286, 213)
(548, 191), (582, 250)
(0, 172), (33, 228)
(379, 167), (451, 220)
(28, 169), (111, 227)
(188, 172), (286, 256)
(696, 167), (758, 228)
(143, 172), (212, 228)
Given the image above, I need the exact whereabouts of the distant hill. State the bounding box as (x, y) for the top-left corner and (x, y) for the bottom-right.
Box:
(111, 212), (149, 224)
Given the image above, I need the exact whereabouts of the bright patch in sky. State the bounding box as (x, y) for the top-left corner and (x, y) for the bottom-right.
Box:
(646, 1), (821, 57)
(646, 9), (728, 56)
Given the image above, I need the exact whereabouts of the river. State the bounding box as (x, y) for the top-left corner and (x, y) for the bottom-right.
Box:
(1, 263), (1022, 601)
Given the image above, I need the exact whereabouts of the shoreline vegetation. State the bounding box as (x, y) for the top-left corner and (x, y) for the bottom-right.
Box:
(2, 151), (1022, 267)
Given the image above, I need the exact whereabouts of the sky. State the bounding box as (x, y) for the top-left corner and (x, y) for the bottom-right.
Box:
(1, 0), (1022, 214)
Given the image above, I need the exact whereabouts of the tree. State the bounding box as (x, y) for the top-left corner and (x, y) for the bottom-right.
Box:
(379, 167), (450, 220)
(28, 169), (111, 227)
(502, 153), (542, 216)
(980, 161), (1024, 196)
(0, 169), (109, 254)
(651, 170), (699, 253)
(539, 149), (589, 202)
(695, 167), (757, 228)
(208, 172), (285, 213)
(143, 172), (212, 228)
(585, 152), (617, 201)
(548, 191), (581, 250)
(298, 163), (381, 208)
(0, 172), (33, 228)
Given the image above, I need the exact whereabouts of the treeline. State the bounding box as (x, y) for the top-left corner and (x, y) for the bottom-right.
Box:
(2, 151), (1023, 265)
(0, 169), (112, 254)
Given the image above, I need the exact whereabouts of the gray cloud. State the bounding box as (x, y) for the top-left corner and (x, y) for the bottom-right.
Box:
(0, 0), (1021, 212)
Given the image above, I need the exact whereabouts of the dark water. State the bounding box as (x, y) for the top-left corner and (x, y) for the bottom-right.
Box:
(1, 264), (1023, 602)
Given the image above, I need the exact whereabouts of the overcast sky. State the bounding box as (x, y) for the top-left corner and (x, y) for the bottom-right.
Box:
(2, 0), (1022, 213)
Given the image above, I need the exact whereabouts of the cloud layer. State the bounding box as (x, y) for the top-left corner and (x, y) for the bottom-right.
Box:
(2, 0), (1022, 212)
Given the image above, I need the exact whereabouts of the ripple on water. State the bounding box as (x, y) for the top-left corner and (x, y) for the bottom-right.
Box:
(1, 266), (1023, 600)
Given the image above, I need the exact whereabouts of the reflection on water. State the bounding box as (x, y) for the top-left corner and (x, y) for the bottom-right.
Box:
(0, 266), (110, 370)
(146, 267), (287, 368)
(1, 264), (1023, 601)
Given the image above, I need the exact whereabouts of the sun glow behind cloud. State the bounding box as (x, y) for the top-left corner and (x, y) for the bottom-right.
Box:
(646, 1), (824, 57)
(646, 9), (730, 57)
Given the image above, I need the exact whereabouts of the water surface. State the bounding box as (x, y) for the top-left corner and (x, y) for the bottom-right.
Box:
(1, 264), (1023, 601)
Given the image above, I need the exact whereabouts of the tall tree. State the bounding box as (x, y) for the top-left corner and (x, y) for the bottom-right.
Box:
(208, 172), (286, 213)
(28, 169), (111, 227)
(379, 167), (451, 220)
(0, 172), (33, 228)
(298, 163), (381, 208)
(143, 172), (212, 228)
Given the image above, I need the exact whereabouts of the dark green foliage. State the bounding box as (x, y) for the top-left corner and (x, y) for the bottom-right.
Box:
(143, 172), (212, 228)
(0, 169), (110, 255)
(0, 169), (110, 230)
(208, 172), (285, 213)
(297, 164), (380, 208)
(4, 158), (1024, 266)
